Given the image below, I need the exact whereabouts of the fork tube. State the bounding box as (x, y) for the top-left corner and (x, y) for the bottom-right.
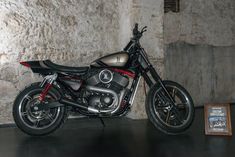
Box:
(149, 66), (176, 104)
(141, 72), (153, 87)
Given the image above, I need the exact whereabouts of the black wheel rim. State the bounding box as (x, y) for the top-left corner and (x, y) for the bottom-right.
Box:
(18, 89), (61, 130)
(153, 84), (191, 128)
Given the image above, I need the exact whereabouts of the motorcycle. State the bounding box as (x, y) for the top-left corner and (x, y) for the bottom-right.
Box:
(13, 23), (194, 136)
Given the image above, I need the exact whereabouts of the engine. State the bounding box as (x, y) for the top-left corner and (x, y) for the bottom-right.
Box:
(86, 69), (129, 92)
(85, 69), (129, 111)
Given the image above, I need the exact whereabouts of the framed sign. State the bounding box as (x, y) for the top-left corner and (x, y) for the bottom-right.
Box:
(204, 104), (232, 136)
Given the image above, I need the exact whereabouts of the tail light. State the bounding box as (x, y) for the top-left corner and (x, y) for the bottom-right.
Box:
(20, 61), (31, 68)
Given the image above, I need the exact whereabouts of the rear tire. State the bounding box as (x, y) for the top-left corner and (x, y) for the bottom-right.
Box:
(145, 80), (194, 134)
(13, 83), (67, 136)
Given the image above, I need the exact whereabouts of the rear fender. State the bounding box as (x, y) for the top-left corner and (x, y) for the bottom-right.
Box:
(20, 60), (52, 74)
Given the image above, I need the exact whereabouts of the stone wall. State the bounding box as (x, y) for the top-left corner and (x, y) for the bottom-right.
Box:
(164, 0), (235, 106)
(0, 0), (163, 123)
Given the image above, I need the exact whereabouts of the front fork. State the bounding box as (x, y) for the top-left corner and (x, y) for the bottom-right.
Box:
(143, 66), (183, 119)
(142, 66), (175, 105)
(38, 73), (58, 102)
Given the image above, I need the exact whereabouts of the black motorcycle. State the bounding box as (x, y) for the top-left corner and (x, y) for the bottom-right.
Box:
(13, 24), (194, 136)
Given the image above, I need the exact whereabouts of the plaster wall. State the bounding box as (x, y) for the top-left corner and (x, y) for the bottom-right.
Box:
(164, 0), (235, 106)
(164, 0), (235, 46)
(165, 42), (235, 106)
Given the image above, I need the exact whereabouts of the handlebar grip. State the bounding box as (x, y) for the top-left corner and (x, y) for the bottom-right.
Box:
(134, 23), (138, 29)
(133, 23), (139, 35)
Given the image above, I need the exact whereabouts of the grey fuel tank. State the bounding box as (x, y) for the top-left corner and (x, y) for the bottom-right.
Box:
(91, 51), (129, 67)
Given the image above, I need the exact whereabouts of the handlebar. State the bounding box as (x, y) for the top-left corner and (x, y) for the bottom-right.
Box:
(123, 23), (147, 51)
(132, 23), (147, 40)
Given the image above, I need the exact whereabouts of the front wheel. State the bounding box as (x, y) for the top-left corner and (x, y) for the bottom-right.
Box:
(13, 83), (67, 136)
(145, 80), (194, 134)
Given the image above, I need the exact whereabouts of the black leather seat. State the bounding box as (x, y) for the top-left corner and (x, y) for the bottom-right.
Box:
(43, 60), (89, 73)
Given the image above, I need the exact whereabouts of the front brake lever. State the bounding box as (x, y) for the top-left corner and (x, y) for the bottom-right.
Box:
(142, 29), (147, 33)
(141, 26), (147, 33)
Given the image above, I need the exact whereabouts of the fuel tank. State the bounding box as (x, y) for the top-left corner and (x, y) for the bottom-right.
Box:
(91, 51), (129, 67)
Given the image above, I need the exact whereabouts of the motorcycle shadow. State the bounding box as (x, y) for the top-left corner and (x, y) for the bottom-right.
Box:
(15, 136), (64, 157)
(15, 127), (131, 157)
(15, 119), (196, 157)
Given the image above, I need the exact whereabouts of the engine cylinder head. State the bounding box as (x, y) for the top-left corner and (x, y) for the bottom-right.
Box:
(86, 69), (129, 91)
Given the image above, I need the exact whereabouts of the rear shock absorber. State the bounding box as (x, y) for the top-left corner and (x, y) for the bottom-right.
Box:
(39, 73), (58, 102)
(39, 83), (53, 102)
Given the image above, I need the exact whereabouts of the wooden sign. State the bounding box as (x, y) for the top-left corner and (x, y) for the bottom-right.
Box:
(204, 104), (232, 136)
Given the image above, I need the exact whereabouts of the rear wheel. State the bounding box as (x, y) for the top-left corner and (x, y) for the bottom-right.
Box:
(13, 83), (67, 136)
(145, 80), (194, 134)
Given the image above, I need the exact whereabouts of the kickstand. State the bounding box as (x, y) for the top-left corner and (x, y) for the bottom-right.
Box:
(99, 117), (106, 127)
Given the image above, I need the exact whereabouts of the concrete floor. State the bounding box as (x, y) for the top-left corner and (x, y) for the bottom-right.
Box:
(0, 107), (234, 157)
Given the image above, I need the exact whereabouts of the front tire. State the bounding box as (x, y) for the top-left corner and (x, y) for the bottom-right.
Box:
(145, 80), (194, 134)
(13, 83), (67, 136)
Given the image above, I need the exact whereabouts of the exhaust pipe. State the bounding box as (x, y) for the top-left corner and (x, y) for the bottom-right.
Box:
(58, 86), (121, 114)
(59, 98), (88, 110)
(59, 98), (99, 113)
